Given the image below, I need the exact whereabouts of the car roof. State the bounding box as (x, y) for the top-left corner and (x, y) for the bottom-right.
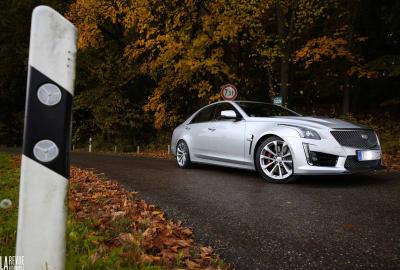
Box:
(207, 100), (274, 105)
(234, 100), (275, 105)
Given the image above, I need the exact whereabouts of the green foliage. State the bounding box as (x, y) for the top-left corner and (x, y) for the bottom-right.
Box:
(368, 55), (400, 77)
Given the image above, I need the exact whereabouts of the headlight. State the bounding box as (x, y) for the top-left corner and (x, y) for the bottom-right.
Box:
(299, 127), (321, 140)
(280, 124), (321, 140)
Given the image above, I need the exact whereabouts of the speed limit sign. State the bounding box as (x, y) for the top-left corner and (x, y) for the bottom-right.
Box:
(220, 84), (238, 100)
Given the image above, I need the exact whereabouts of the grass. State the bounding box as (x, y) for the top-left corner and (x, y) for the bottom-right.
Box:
(0, 153), (227, 269)
(0, 153), (19, 256)
(66, 217), (164, 270)
(0, 153), (164, 269)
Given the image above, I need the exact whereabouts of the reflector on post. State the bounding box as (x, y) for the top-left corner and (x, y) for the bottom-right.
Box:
(16, 6), (77, 270)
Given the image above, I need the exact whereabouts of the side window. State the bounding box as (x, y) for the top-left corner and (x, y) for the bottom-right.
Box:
(214, 103), (241, 121)
(191, 105), (216, 124)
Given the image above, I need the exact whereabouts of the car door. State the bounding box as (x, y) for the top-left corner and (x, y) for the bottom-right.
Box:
(206, 102), (246, 164)
(186, 104), (217, 158)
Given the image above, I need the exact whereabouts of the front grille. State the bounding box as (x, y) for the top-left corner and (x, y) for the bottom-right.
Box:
(310, 151), (338, 167)
(331, 130), (378, 149)
(344, 156), (380, 171)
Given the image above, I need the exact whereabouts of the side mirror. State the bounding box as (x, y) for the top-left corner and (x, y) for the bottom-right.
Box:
(221, 110), (238, 119)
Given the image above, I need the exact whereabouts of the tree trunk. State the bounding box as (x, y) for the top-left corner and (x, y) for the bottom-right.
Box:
(276, 0), (297, 106)
(276, 0), (288, 105)
(342, 83), (350, 114)
(280, 53), (289, 105)
(288, 58), (295, 106)
(267, 64), (275, 99)
(352, 80), (361, 113)
(342, 1), (357, 114)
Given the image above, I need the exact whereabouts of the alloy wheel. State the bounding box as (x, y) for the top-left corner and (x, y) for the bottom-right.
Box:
(259, 140), (293, 180)
(176, 141), (188, 167)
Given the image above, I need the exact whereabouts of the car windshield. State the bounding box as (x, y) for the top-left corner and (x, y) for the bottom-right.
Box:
(235, 101), (301, 117)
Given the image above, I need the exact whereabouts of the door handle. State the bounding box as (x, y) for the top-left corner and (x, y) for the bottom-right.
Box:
(208, 127), (216, 131)
(185, 126), (191, 130)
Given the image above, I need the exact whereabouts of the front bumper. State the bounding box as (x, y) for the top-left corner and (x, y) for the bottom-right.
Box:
(284, 136), (382, 175)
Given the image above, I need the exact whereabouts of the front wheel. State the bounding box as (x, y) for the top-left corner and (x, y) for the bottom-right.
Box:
(176, 140), (191, 168)
(255, 136), (298, 183)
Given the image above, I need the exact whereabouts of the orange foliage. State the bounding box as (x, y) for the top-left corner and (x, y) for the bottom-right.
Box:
(294, 35), (378, 78)
(69, 166), (229, 269)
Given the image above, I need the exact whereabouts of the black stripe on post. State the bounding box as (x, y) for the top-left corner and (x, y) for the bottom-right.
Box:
(22, 66), (73, 178)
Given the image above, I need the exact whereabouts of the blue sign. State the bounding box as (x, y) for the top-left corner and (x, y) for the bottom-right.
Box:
(272, 96), (283, 106)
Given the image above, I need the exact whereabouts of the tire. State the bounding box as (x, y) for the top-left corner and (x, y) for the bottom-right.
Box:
(255, 136), (298, 183)
(176, 140), (191, 168)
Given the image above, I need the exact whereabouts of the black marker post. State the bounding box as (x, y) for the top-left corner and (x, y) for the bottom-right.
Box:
(16, 6), (77, 269)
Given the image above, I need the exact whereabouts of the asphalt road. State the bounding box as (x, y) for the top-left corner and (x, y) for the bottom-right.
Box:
(71, 152), (400, 269)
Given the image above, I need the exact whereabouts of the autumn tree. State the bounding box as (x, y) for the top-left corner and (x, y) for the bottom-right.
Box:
(64, 0), (400, 146)
(0, 0), (398, 147)
(294, 0), (379, 114)
(68, 0), (258, 132)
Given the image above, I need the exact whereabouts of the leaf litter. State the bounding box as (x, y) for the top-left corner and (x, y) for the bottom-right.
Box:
(69, 166), (230, 269)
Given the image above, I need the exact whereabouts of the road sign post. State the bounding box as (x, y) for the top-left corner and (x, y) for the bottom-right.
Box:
(272, 96), (283, 106)
(220, 84), (238, 100)
(16, 6), (77, 270)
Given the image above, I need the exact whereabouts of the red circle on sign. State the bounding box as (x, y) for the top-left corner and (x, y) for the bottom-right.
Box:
(220, 84), (238, 100)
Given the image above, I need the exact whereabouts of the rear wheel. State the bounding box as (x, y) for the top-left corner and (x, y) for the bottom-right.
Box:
(255, 136), (298, 183)
(176, 140), (191, 168)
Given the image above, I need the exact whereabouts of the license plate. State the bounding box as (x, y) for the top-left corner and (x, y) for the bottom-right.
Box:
(356, 150), (381, 161)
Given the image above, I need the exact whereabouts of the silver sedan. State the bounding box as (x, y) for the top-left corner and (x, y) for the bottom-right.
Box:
(171, 101), (383, 183)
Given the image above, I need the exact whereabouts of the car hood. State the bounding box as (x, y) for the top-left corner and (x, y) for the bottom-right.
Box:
(248, 116), (369, 130)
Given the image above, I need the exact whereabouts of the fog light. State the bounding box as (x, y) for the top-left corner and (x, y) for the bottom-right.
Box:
(303, 143), (313, 165)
